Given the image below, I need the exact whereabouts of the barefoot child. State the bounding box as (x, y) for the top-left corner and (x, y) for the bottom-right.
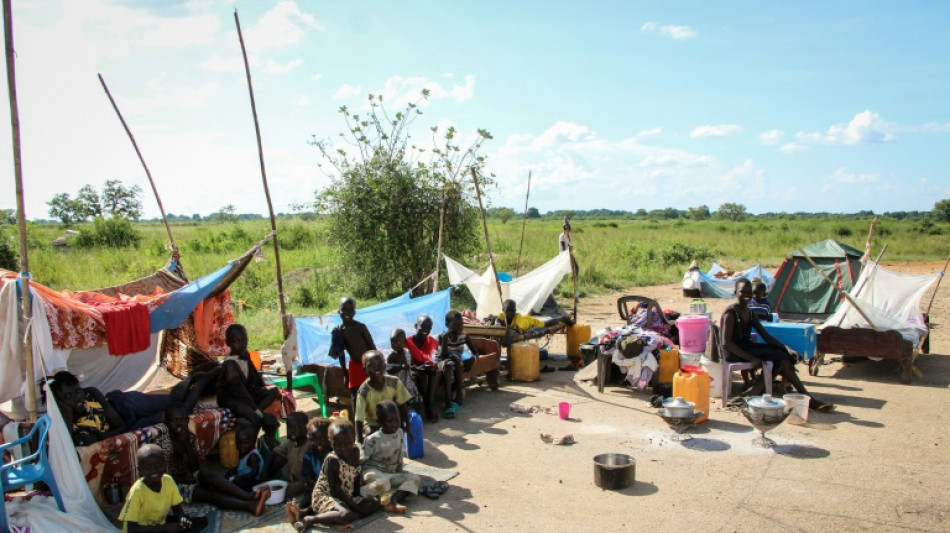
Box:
(329, 298), (377, 421)
(294, 419), (381, 532)
(285, 417), (332, 526)
(159, 404), (269, 517)
(355, 351), (413, 443)
(228, 419), (264, 491)
(263, 412), (310, 500)
(385, 329), (422, 411)
(217, 324), (280, 428)
(406, 315), (439, 423)
(119, 444), (208, 532)
(360, 401), (420, 514)
(437, 311), (480, 419)
(257, 413), (281, 466)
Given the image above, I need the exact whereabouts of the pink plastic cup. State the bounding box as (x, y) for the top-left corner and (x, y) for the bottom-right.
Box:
(558, 402), (571, 420)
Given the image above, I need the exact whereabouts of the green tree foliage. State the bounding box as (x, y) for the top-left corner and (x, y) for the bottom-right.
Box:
(47, 180), (143, 225)
(0, 229), (17, 271)
(687, 205), (711, 220)
(497, 207), (514, 223)
(101, 180), (143, 220)
(314, 91), (492, 297)
(75, 216), (142, 248)
(526, 207), (541, 219)
(933, 199), (950, 222)
(716, 202), (747, 222)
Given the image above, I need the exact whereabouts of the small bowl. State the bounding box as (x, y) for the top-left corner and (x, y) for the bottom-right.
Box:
(252, 480), (288, 505)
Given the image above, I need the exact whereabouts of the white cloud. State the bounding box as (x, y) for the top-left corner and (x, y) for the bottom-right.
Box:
(636, 127), (662, 138)
(292, 96), (311, 107)
(759, 129), (784, 145)
(202, 52), (259, 72)
(246, 0), (324, 50)
(332, 84), (363, 100)
(351, 74), (477, 108)
(121, 81), (221, 113)
(532, 121), (595, 148)
(690, 124), (743, 138)
(911, 121), (950, 133)
(796, 110), (898, 145)
(310, 73), (323, 81)
(831, 167), (878, 184)
(263, 59), (304, 74)
(641, 21), (696, 39)
(779, 142), (808, 154)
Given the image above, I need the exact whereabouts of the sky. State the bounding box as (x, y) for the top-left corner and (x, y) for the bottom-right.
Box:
(1, 0), (949, 220)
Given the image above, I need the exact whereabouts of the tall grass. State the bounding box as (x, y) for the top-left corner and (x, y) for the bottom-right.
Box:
(14, 216), (949, 348)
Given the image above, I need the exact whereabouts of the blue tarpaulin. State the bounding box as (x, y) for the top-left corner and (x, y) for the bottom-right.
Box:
(296, 289), (452, 366)
(149, 261), (242, 332)
(699, 262), (775, 298)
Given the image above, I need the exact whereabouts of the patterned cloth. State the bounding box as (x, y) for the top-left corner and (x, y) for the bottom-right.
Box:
(311, 451), (360, 514)
(155, 431), (200, 484)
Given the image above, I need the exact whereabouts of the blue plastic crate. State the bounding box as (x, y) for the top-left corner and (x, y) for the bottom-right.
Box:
(755, 322), (817, 360)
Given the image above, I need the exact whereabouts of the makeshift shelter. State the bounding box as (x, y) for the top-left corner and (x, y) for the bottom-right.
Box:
(698, 262), (775, 298)
(0, 237), (269, 412)
(443, 250), (573, 318)
(768, 240), (863, 316)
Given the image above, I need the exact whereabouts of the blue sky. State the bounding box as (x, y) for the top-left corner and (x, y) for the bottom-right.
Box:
(1, 0), (948, 220)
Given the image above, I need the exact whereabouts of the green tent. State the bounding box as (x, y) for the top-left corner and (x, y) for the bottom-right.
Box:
(767, 239), (863, 316)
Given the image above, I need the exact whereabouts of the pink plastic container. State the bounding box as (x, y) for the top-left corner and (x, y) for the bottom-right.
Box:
(558, 402), (571, 420)
(677, 314), (712, 354)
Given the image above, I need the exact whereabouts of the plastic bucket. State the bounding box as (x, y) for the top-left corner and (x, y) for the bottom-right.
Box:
(784, 393), (809, 423)
(253, 480), (288, 505)
(677, 314), (712, 354)
(700, 356), (723, 399)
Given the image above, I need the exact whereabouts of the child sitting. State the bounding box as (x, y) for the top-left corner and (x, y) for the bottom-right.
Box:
(257, 412), (281, 466)
(293, 419), (381, 532)
(355, 351), (413, 443)
(158, 403), (269, 517)
(437, 311), (480, 419)
(264, 412), (310, 501)
(217, 324), (280, 429)
(406, 315), (439, 423)
(749, 281), (774, 322)
(385, 329), (422, 412)
(360, 400), (420, 514)
(119, 443), (208, 533)
(285, 417), (332, 526)
(228, 419), (264, 492)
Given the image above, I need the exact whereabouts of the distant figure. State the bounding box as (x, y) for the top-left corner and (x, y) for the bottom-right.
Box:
(558, 217), (572, 252)
(682, 260), (702, 298)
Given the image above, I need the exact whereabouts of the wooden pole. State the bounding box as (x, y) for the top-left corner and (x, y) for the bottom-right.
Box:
(234, 10), (291, 387)
(570, 246), (579, 322)
(924, 254), (950, 316)
(98, 73), (177, 252)
(514, 170), (531, 277)
(470, 167), (505, 309)
(835, 244), (887, 327)
(862, 216), (878, 262)
(431, 192), (445, 294)
(798, 249), (876, 328)
(4, 0), (36, 421)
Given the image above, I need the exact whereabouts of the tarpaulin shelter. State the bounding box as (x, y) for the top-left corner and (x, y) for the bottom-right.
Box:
(698, 262), (775, 298)
(768, 239), (863, 316)
(0, 236), (270, 413)
(295, 288), (452, 367)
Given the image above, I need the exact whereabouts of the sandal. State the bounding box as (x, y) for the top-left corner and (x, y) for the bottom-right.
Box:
(541, 365), (556, 373)
(444, 404), (458, 419)
(809, 398), (835, 412)
(418, 486), (440, 500)
(432, 481), (450, 495)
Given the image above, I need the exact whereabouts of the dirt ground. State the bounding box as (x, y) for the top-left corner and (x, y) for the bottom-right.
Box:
(173, 261), (950, 533)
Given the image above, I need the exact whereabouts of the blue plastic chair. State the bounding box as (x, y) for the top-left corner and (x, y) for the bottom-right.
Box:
(0, 415), (65, 532)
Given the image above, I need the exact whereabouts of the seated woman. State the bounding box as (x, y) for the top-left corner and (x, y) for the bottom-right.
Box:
(217, 324), (280, 429)
(721, 278), (834, 412)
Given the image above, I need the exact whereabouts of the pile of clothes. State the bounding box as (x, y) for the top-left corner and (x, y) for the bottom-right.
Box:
(596, 324), (675, 391)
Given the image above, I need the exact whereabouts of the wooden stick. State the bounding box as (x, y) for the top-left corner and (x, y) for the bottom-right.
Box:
(924, 254), (950, 316)
(515, 170), (531, 277)
(570, 246), (579, 322)
(835, 244), (886, 327)
(98, 73), (177, 252)
(234, 10), (291, 387)
(862, 216), (878, 261)
(431, 192), (445, 294)
(4, 0), (36, 421)
(470, 167), (505, 310)
(798, 249), (876, 328)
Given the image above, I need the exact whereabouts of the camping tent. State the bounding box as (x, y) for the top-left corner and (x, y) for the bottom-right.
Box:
(699, 262), (775, 298)
(768, 239), (863, 316)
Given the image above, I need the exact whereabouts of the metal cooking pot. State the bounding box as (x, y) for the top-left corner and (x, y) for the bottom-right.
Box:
(594, 453), (636, 490)
(662, 396), (695, 418)
(747, 394), (787, 418)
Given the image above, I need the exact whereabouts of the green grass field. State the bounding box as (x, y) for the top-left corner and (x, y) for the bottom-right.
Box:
(7, 216), (948, 348)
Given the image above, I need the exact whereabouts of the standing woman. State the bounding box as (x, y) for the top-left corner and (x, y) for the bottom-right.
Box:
(720, 278), (834, 412)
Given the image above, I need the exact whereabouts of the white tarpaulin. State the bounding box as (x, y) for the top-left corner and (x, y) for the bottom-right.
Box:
(444, 251), (573, 318)
(820, 260), (938, 345)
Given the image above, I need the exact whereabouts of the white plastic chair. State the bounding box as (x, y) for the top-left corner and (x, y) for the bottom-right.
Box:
(721, 359), (773, 408)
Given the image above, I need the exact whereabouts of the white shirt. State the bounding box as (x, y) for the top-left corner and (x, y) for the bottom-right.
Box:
(682, 269), (701, 290)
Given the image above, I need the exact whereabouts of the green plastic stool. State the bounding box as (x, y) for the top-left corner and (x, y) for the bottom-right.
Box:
(271, 372), (327, 417)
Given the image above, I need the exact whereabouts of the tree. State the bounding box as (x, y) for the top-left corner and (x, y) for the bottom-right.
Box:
(218, 204), (237, 222)
(75, 184), (103, 220)
(0, 209), (15, 225)
(526, 207), (541, 219)
(934, 199), (950, 223)
(497, 208), (514, 224)
(687, 205), (711, 220)
(48, 193), (81, 226)
(102, 180), (143, 220)
(313, 91), (492, 296)
(716, 202), (747, 222)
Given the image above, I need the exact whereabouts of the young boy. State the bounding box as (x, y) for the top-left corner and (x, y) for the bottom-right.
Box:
(329, 298), (377, 421)
(159, 404), (269, 517)
(749, 281), (774, 322)
(354, 351), (413, 443)
(437, 311), (481, 418)
(119, 444), (208, 533)
(264, 412), (310, 500)
(360, 400), (420, 514)
(228, 419), (264, 491)
(405, 315), (439, 423)
(257, 413), (281, 466)
(285, 417), (332, 526)
(217, 324), (280, 429)
(385, 329), (422, 410)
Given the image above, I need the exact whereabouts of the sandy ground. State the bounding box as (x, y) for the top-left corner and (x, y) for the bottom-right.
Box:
(157, 261), (950, 532)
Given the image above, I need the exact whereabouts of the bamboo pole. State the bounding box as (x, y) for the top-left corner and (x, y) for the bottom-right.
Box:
(470, 167), (505, 309)
(431, 193), (445, 294)
(234, 10), (291, 387)
(514, 170), (531, 277)
(98, 73), (177, 252)
(861, 216), (878, 262)
(798, 249), (876, 328)
(924, 254), (950, 316)
(570, 246), (579, 321)
(4, 0), (36, 421)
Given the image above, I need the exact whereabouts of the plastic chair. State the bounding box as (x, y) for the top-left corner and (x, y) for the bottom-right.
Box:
(0, 415), (65, 531)
(616, 295), (672, 325)
(270, 372), (327, 417)
(710, 323), (773, 407)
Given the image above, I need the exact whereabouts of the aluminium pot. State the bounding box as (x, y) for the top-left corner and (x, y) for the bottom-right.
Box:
(747, 394), (787, 418)
(661, 396), (695, 418)
(593, 453), (636, 490)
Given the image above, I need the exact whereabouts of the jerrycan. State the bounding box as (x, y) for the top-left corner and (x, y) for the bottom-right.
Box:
(405, 409), (425, 459)
(566, 323), (592, 358)
(657, 347), (680, 384)
(673, 365), (710, 424)
(510, 342), (540, 381)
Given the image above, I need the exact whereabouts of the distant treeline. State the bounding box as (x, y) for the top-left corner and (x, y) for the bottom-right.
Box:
(481, 206), (932, 221)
